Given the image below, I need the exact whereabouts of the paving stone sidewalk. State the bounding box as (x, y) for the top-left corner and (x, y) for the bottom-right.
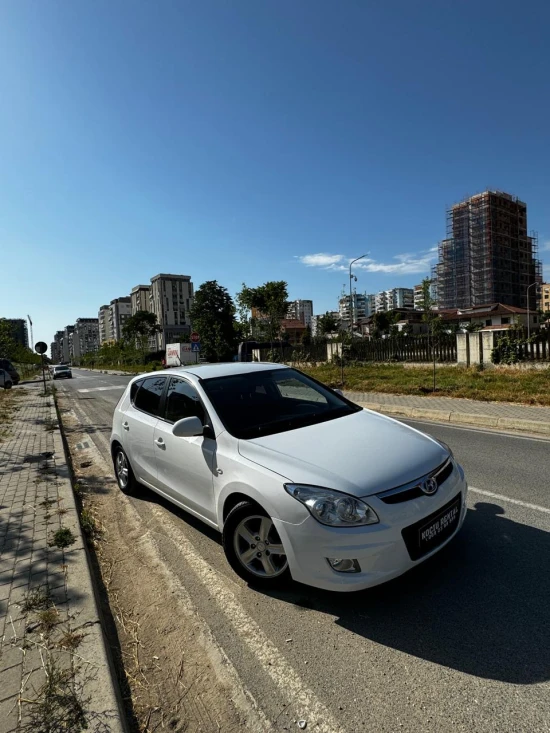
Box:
(344, 390), (550, 433)
(0, 383), (123, 732)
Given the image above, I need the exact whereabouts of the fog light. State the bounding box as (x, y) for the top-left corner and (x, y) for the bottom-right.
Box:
(327, 558), (361, 573)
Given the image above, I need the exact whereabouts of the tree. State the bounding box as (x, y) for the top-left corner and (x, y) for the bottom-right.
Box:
(371, 310), (400, 338)
(317, 311), (340, 336)
(0, 320), (40, 363)
(122, 311), (161, 359)
(418, 278), (443, 391)
(300, 325), (312, 346)
(236, 281), (289, 346)
(190, 280), (237, 362)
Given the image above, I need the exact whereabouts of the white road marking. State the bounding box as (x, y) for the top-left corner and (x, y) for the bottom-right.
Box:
(148, 503), (346, 733)
(469, 486), (550, 514)
(77, 386), (125, 393)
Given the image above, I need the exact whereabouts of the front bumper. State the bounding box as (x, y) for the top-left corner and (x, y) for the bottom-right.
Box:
(274, 464), (468, 592)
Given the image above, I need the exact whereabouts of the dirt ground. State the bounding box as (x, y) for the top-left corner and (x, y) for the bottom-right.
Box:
(57, 393), (265, 733)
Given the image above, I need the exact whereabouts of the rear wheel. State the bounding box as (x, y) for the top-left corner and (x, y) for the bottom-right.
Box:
(223, 501), (290, 589)
(114, 446), (137, 495)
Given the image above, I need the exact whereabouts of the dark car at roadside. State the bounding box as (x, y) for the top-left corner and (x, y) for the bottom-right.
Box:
(0, 359), (20, 385)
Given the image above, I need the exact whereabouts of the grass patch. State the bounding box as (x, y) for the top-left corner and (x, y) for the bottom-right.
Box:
(50, 527), (77, 549)
(300, 363), (550, 406)
(37, 607), (59, 634)
(19, 656), (89, 733)
(80, 509), (100, 541)
(57, 629), (86, 651)
(20, 587), (52, 613)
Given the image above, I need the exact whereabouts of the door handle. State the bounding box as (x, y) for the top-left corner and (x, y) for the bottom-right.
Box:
(154, 438), (165, 448)
(122, 421), (129, 431)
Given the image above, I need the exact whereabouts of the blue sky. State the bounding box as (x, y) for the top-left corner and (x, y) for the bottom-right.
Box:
(1, 0), (549, 348)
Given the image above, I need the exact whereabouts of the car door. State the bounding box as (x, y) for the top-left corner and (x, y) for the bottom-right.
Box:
(153, 376), (217, 524)
(123, 375), (167, 486)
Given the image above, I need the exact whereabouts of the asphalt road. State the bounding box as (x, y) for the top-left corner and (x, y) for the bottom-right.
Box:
(56, 369), (550, 733)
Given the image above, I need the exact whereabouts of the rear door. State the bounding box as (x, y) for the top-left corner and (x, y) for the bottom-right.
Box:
(123, 376), (167, 486)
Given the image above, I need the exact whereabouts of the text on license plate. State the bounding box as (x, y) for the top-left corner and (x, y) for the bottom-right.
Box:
(419, 502), (460, 543)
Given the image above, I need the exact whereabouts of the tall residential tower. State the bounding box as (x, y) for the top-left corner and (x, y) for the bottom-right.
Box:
(434, 191), (542, 310)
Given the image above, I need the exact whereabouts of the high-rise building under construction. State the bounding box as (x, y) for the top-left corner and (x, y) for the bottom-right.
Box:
(434, 191), (542, 310)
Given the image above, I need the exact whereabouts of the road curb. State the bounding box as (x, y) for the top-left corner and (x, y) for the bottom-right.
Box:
(354, 401), (550, 436)
(50, 394), (127, 732)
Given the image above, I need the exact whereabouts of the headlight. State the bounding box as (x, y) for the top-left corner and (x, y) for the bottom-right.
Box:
(284, 484), (379, 527)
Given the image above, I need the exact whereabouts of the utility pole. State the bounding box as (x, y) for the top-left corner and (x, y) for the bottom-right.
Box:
(349, 255), (368, 336)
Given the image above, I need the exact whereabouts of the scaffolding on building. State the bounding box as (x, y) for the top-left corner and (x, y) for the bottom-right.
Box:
(434, 191), (542, 311)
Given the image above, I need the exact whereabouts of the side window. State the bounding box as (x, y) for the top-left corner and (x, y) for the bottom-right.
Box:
(133, 377), (166, 417)
(130, 379), (143, 404)
(165, 378), (205, 423)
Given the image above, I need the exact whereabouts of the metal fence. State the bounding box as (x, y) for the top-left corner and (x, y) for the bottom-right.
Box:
(348, 335), (457, 363)
(256, 336), (458, 364)
(493, 330), (550, 361)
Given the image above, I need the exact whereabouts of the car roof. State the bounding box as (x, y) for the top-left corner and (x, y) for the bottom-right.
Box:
(136, 362), (291, 381)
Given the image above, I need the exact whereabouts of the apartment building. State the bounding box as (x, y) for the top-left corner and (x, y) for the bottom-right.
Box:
(338, 293), (375, 323)
(434, 190), (542, 310)
(98, 305), (111, 345)
(1, 319), (28, 348)
(374, 288), (414, 312)
(62, 325), (74, 362)
(150, 274), (194, 349)
(540, 283), (550, 314)
(286, 300), (313, 328)
(108, 297), (131, 342)
(131, 285), (151, 314)
(50, 342), (60, 363)
(72, 318), (100, 360)
(413, 280), (438, 310)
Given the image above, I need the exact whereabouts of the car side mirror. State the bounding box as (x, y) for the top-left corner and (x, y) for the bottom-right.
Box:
(172, 416), (204, 438)
(334, 388), (343, 396)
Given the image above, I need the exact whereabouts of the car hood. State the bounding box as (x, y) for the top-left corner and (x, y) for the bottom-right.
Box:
(238, 409), (449, 497)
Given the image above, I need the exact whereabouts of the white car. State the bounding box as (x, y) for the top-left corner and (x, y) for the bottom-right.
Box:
(52, 364), (72, 380)
(110, 363), (467, 592)
(0, 368), (13, 389)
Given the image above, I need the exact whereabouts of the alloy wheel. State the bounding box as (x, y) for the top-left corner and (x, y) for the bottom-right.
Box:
(233, 515), (288, 578)
(116, 451), (129, 489)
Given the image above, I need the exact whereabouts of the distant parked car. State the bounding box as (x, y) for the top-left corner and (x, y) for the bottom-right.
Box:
(0, 359), (20, 386)
(110, 363), (467, 592)
(0, 369), (13, 389)
(52, 365), (72, 380)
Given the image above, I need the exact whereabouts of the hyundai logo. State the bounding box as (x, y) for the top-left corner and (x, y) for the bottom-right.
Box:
(421, 477), (438, 496)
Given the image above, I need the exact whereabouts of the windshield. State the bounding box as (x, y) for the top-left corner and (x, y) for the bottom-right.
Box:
(201, 368), (360, 439)
(55, 366), (70, 371)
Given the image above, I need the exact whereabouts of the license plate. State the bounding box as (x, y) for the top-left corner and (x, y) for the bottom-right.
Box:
(402, 494), (461, 561)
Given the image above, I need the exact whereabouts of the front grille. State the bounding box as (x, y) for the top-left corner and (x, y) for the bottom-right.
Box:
(378, 459), (454, 505)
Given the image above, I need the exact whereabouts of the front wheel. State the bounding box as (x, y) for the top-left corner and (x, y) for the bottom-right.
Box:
(114, 446), (138, 495)
(222, 501), (291, 589)
(5, 382), (12, 390)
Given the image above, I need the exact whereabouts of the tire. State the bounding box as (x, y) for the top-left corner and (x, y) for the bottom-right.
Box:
(5, 382), (12, 390)
(113, 446), (138, 495)
(222, 501), (291, 589)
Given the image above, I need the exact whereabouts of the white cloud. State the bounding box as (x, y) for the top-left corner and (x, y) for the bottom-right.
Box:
(298, 253), (346, 267)
(297, 249), (437, 276)
(540, 240), (550, 252)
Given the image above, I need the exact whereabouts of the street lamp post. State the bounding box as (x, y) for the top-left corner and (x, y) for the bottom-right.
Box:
(349, 254), (368, 335)
(526, 282), (539, 340)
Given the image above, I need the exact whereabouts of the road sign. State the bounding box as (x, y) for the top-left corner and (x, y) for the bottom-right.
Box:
(191, 342), (201, 352)
(191, 332), (200, 343)
(35, 342), (47, 354)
